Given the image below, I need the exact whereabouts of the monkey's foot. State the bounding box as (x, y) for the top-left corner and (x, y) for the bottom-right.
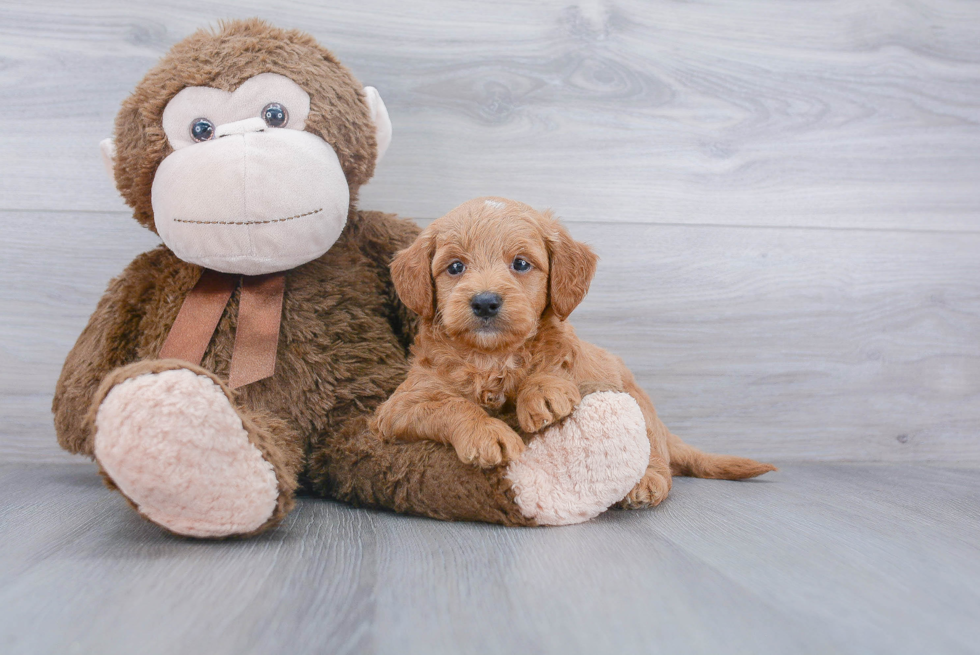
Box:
(94, 368), (279, 538)
(505, 391), (650, 526)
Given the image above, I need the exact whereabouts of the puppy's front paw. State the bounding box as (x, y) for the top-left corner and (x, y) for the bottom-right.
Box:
(517, 377), (581, 433)
(452, 419), (526, 468)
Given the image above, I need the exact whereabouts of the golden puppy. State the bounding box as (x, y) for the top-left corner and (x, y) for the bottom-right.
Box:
(373, 197), (774, 508)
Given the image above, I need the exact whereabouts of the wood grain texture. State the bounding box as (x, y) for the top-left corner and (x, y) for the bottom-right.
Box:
(1, 2), (978, 463)
(1, 0), (979, 229)
(2, 5), (978, 654)
(2, 212), (977, 463)
(1, 462), (977, 655)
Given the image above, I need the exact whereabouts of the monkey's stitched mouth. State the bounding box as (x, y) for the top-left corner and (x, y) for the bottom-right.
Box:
(172, 207), (324, 226)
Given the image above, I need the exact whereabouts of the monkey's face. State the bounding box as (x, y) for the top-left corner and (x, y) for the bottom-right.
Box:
(104, 21), (393, 274)
(140, 73), (375, 275)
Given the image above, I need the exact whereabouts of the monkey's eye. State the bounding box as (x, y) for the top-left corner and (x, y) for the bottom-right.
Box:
(262, 103), (288, 128)
(511, 257), (532, 273)
(190, 118), (215, 142)
(447, 261), (466, 276)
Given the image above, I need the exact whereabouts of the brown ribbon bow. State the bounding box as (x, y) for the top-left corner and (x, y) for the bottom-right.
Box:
(159, 269), (286, 389)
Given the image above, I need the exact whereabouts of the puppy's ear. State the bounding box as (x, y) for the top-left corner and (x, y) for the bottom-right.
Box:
(546, 216), (598, 320)
(390, 232), (436, 321)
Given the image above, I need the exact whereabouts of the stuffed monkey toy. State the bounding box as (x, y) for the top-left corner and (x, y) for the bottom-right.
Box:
(53, 19), (652, 537)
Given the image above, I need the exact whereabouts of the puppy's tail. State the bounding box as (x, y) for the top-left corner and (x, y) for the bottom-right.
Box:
(666, 432), (776, 480)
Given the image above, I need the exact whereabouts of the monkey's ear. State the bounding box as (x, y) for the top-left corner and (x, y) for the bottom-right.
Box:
(390, 232), (436, 321)
(363, 86), (392, 163)
(99, 138), (116, 180)
(546, 217), (599, 321)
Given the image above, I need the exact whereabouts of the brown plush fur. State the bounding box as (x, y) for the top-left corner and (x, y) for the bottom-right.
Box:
(53, 20), (536, 533)
(374, 198), (775, 507)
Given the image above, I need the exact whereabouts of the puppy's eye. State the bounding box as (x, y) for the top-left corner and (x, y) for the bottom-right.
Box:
(447, 261), (466, 276)
(190, 118), (215, 142)
(511, 257), (532, 273)
(262, 103), (288, 128)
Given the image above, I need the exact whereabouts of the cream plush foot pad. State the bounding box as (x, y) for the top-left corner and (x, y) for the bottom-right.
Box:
(505, 391), (650, 526)
(94, 369), (279, 538)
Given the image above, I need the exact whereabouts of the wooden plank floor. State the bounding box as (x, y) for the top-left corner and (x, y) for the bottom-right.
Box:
(1, 462), (977, 655)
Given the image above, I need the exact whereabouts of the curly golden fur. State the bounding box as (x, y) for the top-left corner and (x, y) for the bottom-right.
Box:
(375, 197), (776, 508)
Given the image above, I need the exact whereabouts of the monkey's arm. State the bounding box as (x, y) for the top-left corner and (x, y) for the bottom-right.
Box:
(373, 374), (526, 468)
(350, 210), (423, 351)
(52, 256), (154, 457)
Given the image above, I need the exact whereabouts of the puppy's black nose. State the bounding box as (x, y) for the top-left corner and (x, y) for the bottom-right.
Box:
(470, 292), (502, 319)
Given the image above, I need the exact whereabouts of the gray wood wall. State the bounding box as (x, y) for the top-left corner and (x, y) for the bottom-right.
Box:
(2, 0), (978, 464)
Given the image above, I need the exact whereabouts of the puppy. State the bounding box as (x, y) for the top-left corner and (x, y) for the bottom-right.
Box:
(373, 197), (774, 508)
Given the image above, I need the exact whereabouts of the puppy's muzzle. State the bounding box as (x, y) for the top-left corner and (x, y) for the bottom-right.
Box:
(470, 292), (502, 319)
